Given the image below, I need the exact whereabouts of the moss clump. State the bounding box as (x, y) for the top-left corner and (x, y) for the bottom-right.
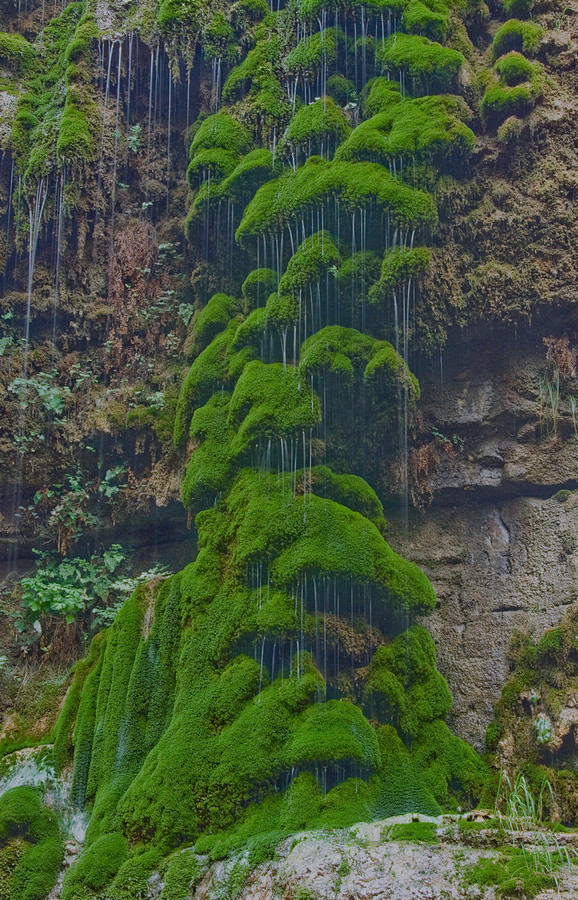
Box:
(242, 268), (279, 310)
(285, 30), (338, 81)
(0, 33), (36, 75)
(326, 74), (356, 106)
(265, 231), (341, 328)
(187, 112), (252, 188)
(309, 466), (387, 533)
(0, 786), (63, 900)
(495, 50), (535, 86)
(379, 34), (464, 92)
(360, 77), (402, 118)
(370, 247), (431, 303)
(300, 325), (419, 401)
(221, 37), (290, 140)
(60, 832), (129, 900)
(280, 98), (351, 164)
(365, 626), (452, 738)
(192, 294), (243, 356)
(491, 20), (543, 59)
(402, 0), (448, 43)
(159, 849), (200, 900)
(337, 97), (474, 174)
(187, 149), (281, 231)
(106, 848), (162, 900)
(481, 81), (536, 121)
(503, 0), (534, 18)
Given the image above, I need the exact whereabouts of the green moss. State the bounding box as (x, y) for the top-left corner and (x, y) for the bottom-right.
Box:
(265, 231), (341, 328)
(222, 38), (281, 104)
(0, 839), (27, 900)
(107, 848), (162, 900)
(503, 0), (534, 18)
(337, 97), (474, 172)
(326, 74), (356, 107)
(60, 832), (129, 900)
(481, 82), (535, 121)
(280, 98), (351, 163)
(361, 77), (402, 118)
(193, 294), (243, 356)
(187, 147), (240, 184)
(173, 319), (243, 448)
(402, 0), (448, 43)
(0, 33), (36, 75)
(242, 268), (279, 310)
(379, 34), (464, 92)
(49, 0), (490, 857)
(56, 101), (96, 161)
(300, 325), (419, 401)
(237, 157), (437, 245)
(492, 20), (543, 59)
(190, 112), (252, 158)
(229, 361), (321, 452)
(182, 392), (237, 509)
(51, 630), (106, 774)
(285, 30), (338, 80)
(374, 725), (441, 816)
(159, 849), (200, 900)
(390, 821), (438, 841)
(365, 626), (452, 737)
(0, 786), (63, 900)
(9, 3), (98, 176)
(157, 0), (201, 28)
(464, 848), (556, 898)
(536, 627), (563, 661)
(187, 149), (281, 230)
(309, 466), (386, 532)
(495, 50), (536, 85)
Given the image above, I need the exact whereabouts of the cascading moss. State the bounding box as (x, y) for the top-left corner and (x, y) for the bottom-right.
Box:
(10, 3), (98, 178)
(13, 0), (493, 883)
(236, 156), (438, 245)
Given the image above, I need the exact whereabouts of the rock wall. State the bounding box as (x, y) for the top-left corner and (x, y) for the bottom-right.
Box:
(390, 326), (578, 749)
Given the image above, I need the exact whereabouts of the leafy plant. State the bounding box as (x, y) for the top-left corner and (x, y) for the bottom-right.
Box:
(127, 123), (142, 152)
(15, 546), (126, 630)
(9, 371), (71, 418)
(98, 466), (127, 500)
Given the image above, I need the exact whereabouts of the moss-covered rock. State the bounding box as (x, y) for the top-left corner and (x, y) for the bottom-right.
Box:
(0, 786), (63, 900)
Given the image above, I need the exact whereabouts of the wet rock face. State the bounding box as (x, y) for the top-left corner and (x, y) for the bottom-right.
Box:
(389, 326), (578, 750)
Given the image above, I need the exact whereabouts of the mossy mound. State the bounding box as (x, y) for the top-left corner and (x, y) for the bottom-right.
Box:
(379, 34), (464, 93)
(0, 786), (63, 900)
(491, 19), (543, 59)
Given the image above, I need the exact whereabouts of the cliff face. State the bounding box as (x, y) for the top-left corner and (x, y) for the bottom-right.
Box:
(390, 326), (578, 749)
